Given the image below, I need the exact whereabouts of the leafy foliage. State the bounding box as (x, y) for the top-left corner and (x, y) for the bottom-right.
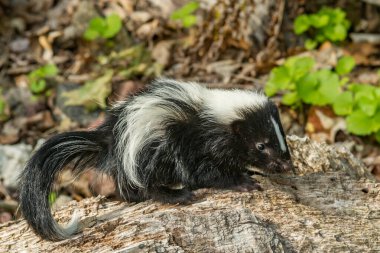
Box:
(294, 7), (350, 49)
(28, 64), (58, 94)
(62, 70), (114, 111)
(343, 84), (380, 136)
(297, 70), (340, 106)
(265, 55), (380, 142)
(336, 55), (355, 75)
(170, 1), (200, 28)
(0, 89), (8, 121)
(62, 44), (161, 111)
(84, 14), (122, 40)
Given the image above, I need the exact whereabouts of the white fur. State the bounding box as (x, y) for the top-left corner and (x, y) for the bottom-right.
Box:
(54, 210), (80, 239)
(203, 89), (267, 124)
(114, 79), (269, 188)
(115, 79), (204, 188)
(270, 116), (286, 152)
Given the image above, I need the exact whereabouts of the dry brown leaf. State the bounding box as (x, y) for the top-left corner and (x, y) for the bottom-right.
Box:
(152, 40), (174, 68)
(62, 70), (114, 110)
(306, 106), (346, 143)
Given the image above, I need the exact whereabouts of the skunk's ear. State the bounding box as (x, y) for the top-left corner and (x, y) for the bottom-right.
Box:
(231, 120), (245, 136)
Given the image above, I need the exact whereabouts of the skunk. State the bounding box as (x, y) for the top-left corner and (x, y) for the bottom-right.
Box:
(19, 78), (293, 241)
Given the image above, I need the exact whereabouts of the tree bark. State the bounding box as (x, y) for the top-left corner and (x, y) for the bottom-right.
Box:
(0, 136), (379, 252)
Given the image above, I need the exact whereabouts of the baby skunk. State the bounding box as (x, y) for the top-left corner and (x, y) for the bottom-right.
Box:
(19, 78), (293, 241)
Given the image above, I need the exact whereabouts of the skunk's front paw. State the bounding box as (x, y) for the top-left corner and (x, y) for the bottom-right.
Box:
(233, 176), (263, 192)
(151, 187), (194, 204)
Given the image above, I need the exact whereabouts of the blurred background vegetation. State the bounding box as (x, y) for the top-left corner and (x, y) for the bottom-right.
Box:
(1, 0), (380, 223)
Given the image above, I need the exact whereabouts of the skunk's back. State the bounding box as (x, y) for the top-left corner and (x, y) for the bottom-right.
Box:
(113, 79), (204, 188)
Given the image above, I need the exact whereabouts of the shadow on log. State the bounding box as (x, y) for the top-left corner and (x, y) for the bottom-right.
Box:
(0, 136), (379, 252)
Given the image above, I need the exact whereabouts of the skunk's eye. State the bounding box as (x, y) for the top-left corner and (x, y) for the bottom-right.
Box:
(256, 143), (265, 151)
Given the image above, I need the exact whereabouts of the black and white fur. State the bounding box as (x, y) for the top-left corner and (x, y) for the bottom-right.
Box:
(19, 79), (293, 241)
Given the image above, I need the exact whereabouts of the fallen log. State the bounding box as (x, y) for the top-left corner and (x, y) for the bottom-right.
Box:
(0, 136), (379, 252)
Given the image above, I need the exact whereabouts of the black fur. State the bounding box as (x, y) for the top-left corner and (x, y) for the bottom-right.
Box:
(19, 80), (293, 241)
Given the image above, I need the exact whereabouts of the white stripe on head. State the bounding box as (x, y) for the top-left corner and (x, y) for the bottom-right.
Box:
(203, 89), (268, 125)
(270, 116), (286, 152)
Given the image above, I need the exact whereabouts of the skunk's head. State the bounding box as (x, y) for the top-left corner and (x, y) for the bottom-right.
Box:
(232, 100), (293, 173)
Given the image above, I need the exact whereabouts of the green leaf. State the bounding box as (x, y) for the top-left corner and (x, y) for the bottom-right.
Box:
(316, 70), (341, 104)
(332, 91), (353, 115)
(356, 96), (377, 117)
(305, 39), (318, 50)
(268, 66), (291, 88)
(310, 14), (329, 28)
(372, 110), (380, 132)
(84, 14), (122, 40)
(62, 70), (114, 110)
(376, 130), (380, 143)
(324, 24), (347, 42)
(30, 79), (46, 94)
(88, 17), (106, 34)
(282, 92), (299, 106)
(0, 92), (8, 121)
(346, 110), (374, 135)
(84, 28), (100, 40)
(265, 81), (280, 97)
(342, 19), (351, 30)
(89, 17), (106, 31)
(285, 57), (315, 81)
(28, 64), (58, 79)
(349, 83), (375, 94)
(296, 73), (319, 104)
(182, 15), (197, 28)
(0, 97), (5, 115)
(294, 14), (310, 34)
(315, 32), (327, 43)
(336, 56), (355, 75)
(339, 77), (349, 86)
(297, 70), (340, 105)
(375, 88), (380, 99)
(103, 14), (122, 38)
(40, 64), (58, 77)
(328, 7), (346, 24)
(171, 1), (199, 20)
(49, 192), (57, 205)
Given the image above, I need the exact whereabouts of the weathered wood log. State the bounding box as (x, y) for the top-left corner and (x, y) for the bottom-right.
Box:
(0, 136), (379, 252)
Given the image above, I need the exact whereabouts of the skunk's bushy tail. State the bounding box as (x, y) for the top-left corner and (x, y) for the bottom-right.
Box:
(19, 131), (111, 241)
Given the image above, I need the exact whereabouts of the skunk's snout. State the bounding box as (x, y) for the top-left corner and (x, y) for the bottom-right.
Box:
(270, 159), (294, 174)
(281, 160), (294, 173)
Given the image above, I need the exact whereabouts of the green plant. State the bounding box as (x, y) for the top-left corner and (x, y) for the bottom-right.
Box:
(0, 89), (8, 121)
(266, 55), (380, 143)
(335, 84), (380, 136)
(265, 56), (315, 106)
(84, 14), (122, 40)
(294, 7), (351, 49)
(48, 192), (57, 205)
(28, 64), (58, 94)
(170, 1), (199, 28)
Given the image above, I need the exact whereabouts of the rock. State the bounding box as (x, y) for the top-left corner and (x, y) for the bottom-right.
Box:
(4, 87), (46, 117)
(0, 143), (32, 189)
(9, 38), (30, 53)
